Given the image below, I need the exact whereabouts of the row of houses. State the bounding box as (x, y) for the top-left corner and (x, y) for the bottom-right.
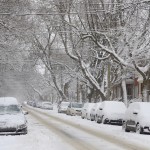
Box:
(112, 75), (150, 102)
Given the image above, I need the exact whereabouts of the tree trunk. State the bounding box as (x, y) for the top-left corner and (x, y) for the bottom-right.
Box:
(106, 62), (111, 99)
(142, 80), (150, 102)
(122, 78), (128, 106)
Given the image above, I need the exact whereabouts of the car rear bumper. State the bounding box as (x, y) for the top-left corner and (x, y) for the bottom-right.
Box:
(106, 119), (123, 125)
(75, 111), (81, 116)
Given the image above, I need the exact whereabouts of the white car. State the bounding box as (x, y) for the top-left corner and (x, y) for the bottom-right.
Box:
(81, 103), (95, 119)
(58, 102), (69, 113)
(0, 97), (28, 135)
(86, 103), (95, 120)
(90, 102), (101, 121)
(96, 101), (126, 124)
(67, 102), (83, 116)
(123, 102), (150, 134)
(41, 102), (53, 110)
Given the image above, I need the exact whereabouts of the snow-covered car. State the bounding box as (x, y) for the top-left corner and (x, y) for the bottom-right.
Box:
(122, 102), (150, 134)
(81, 103), (95, 119)
(41, 102), (53, 110)
(66, 102), (83, 116)
(90, 102), (102, 121)
(0, 97), (28, 135)
(27, 101), (36, 107)
(86, 103), (95, 120)
(58, 102), (69, 113)
(96, 101), (126, 124)
(36, 102), (42, 108)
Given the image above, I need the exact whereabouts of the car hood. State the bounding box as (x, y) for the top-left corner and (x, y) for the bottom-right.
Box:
(0, 113), (26, 128)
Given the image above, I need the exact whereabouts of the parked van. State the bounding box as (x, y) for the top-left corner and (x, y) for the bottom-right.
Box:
(123, 102), (150, 134)
(0, 97), (28, 135)
(96, 101), (126, 124)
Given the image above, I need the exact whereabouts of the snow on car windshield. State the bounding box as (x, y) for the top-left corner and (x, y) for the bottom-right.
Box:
(0, 105), (21, 115)
(61, 102), (69, 106)
(72, 103), (83, 108)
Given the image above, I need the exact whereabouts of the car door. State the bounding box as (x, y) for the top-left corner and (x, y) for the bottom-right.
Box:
(67, 103), (71, 115)
(91, 104), (96, 118)
(82, 104), (88, 118)
(97, 103), (104, 121)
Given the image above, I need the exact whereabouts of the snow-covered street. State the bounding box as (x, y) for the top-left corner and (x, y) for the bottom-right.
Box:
(1, 105), (150, 150)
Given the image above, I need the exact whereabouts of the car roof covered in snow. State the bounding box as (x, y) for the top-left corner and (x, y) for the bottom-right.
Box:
(130, 102), (150, 111)
(0, 97), (19, 106)
(101, 101), (126, 112)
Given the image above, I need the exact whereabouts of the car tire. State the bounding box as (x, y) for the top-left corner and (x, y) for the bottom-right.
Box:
(102, 116), (107, 124)
(136, 124), (143, 134)
(90, 115), (94, 121)
(122, 122), (130, 132)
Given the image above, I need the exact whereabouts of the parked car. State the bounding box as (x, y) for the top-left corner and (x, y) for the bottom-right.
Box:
(96, 101), (126, 124)
(67, 102), (83, 116)
(81, 103), (95, 119)
(122, 102), (150, 134)
(86, 103), (95, 120)
(0, 97), (28, 135)
(41, 102), (53, 110)
(36, 101), (42, 108)
(58, 102), (69, 113)
(27, 101), (36, 107)
(90, 102), (102, 121)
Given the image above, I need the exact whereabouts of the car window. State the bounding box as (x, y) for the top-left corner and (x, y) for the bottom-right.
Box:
(0, 106), (5, 114)
(72, 103), (82, 108)
(0, 105), (21, 115)
(61, 103), (69, 106)
(68, 103), (71, 108)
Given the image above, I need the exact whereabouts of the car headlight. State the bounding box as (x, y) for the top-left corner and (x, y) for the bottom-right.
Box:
(18, 124), (27, 129)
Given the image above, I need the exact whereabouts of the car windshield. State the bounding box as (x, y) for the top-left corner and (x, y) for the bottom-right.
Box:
(0, 105), (21, 115)
(72, 103), (83, 108)
(61, 103), (69, 106)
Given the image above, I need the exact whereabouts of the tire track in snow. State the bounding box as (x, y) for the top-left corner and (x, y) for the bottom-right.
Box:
(24, 106), (150, 150)
(26, 107), (101, 150)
